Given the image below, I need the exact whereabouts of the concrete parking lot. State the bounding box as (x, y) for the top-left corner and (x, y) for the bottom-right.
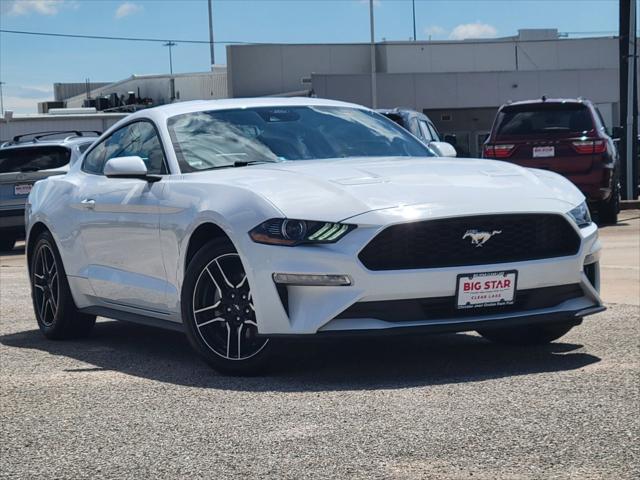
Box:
(1, 212), (638, 479)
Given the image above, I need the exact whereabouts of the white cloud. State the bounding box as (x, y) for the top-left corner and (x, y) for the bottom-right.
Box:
(3, 0), (66, 16)
(424, 25), (446, 37)
(449, 22), (497, 40)
(115, 2), (142, 19)
(1, 84), (54, 114)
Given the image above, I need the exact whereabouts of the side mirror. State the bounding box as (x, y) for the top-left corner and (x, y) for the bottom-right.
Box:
(104, 156), (160, 182)
(429, 141), (457, 157)
(611, 126), (623, 139)
(444, 134), (457, 146)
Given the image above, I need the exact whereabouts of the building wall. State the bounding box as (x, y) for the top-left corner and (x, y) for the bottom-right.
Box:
(377, 37), (618, 74)
(312, 69), (620, 110)
(226, 43), (372, 97)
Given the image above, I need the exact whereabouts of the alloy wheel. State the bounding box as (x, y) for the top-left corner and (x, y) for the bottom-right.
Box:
(192, 253), (268, 360)
(33, 244), (59, 327)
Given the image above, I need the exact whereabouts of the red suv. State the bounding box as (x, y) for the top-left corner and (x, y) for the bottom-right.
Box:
(483, 98), (620, 224)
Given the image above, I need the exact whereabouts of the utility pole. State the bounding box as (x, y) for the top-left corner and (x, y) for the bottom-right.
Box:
(208, 0), (215, 68)
(163, 41), (176, 75)
(0, 81), (4, 116)
(619, 0), (638, 200)
(412, 0), (417, 41)
(369, 0), (377, 108)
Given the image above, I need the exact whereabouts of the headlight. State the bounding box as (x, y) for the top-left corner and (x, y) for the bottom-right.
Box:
(249, 218), (356, 246)
(567, 201), (592, 228)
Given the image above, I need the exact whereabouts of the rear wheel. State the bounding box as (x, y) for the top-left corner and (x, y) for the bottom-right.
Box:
(30, 231), (96, 339)
(0, 234), (17, 252)
(181, 239), (271, 375)
(478, 321), (575, 345)
(598, 181), (620, 225)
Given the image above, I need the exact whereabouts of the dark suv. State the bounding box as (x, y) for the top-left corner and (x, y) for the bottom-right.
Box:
(0, 131), (99, 251)
(483, 98), (620, 224)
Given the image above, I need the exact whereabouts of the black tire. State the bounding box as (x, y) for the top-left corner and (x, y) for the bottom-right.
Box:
(181, 238), (272, 375)
(30, 231), (96, 339)
(598, 181), (620, 225)
(478, 321), (575, 346)
(0, 234), (17, 252)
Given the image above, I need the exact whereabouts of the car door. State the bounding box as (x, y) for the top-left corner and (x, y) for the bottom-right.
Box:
(76, 120), (170, 313)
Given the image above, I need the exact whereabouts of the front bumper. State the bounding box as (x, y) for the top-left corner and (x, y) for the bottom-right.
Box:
(241, 216), (603, 336)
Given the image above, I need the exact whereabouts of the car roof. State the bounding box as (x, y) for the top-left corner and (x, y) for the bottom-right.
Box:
(124, 97), (367, 123)
(0, 135), (98, 150)
(501, 98), (592, 109)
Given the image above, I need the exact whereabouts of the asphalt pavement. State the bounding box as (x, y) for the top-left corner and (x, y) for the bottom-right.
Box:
(1, 212), (638, 479)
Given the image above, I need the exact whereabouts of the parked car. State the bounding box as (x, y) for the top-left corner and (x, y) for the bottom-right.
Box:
(0, 131), (99, 251)
(377, 108), (457, 157)
(483, 98), (620, 224)
(26, 98), (603, 375)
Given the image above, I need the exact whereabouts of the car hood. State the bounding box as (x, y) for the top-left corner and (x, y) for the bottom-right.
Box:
(199, 157), (584, 222)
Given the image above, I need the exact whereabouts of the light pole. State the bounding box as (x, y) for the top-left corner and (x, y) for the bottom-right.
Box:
(412, 0), (417, 41)
(0, 81), (4, 116)
(163, 41), (177, 75)
(369, 0), (377, 108)
(208, 0), (215, 68)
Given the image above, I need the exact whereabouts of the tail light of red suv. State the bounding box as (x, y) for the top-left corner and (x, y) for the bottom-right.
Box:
(571, 139), (607, 154)
(483, 144), (515, 158)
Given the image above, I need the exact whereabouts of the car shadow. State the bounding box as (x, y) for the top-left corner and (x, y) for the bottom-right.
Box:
(0, 319), (600, 392)
(0, 243), (26, 257)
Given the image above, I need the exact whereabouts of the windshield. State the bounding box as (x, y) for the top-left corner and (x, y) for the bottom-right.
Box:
(0, 146), (70, 174)
(496, 104), (594, 137)
(167, 106), (433, 172)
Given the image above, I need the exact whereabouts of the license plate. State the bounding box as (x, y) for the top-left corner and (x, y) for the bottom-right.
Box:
(456, 271), (517, 309)
(533, 146), (554, 158)
(14, 183), (33, 196)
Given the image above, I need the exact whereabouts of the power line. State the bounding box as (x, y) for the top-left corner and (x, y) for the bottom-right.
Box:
(0, 29), (250, 45)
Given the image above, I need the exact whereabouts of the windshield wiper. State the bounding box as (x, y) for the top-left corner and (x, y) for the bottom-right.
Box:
(200, 160), (278, 171)
(232, 160), (277, 167)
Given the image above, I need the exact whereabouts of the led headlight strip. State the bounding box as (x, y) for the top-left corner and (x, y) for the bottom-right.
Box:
(249, 218), (355, 246)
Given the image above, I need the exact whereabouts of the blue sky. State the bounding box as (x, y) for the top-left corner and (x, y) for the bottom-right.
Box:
(0, 0), (622, 112)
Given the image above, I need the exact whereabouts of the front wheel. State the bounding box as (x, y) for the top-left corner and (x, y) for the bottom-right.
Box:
(181, 239), (272, 375)
(478, 321), (576, 346)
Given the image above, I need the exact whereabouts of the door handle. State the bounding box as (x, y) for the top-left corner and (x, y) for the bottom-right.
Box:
(80, 199), (96, 210)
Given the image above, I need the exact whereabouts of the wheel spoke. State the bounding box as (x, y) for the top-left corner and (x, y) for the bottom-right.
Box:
(205, 267), (224, 297)
(197, 316), (225, 328)
(194, 300), (221, 315)
(235, 275), (247, 289)
(39, 292), (46, 319)
(225, 322), (231, 358)
(236, 324), (243, 359)
(214, 258), (235, 289)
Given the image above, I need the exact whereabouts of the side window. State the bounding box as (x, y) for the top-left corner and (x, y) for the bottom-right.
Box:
(83, 121), (167, 175)
(83, 139), (108, 174)
(427, 122), (441, 142)
(418, 120), (433, 142)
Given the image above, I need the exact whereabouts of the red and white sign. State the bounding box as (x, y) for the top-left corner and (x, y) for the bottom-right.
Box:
(533, 146), (554, 158)
(456, 271), (517, 309)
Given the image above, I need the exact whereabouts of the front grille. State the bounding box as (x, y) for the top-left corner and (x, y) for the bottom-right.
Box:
(359, 214), (580, 270)
(336, 284), (584, 323)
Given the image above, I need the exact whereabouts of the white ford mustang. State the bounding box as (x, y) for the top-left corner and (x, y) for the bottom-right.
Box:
(25, 98), (604, 374)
